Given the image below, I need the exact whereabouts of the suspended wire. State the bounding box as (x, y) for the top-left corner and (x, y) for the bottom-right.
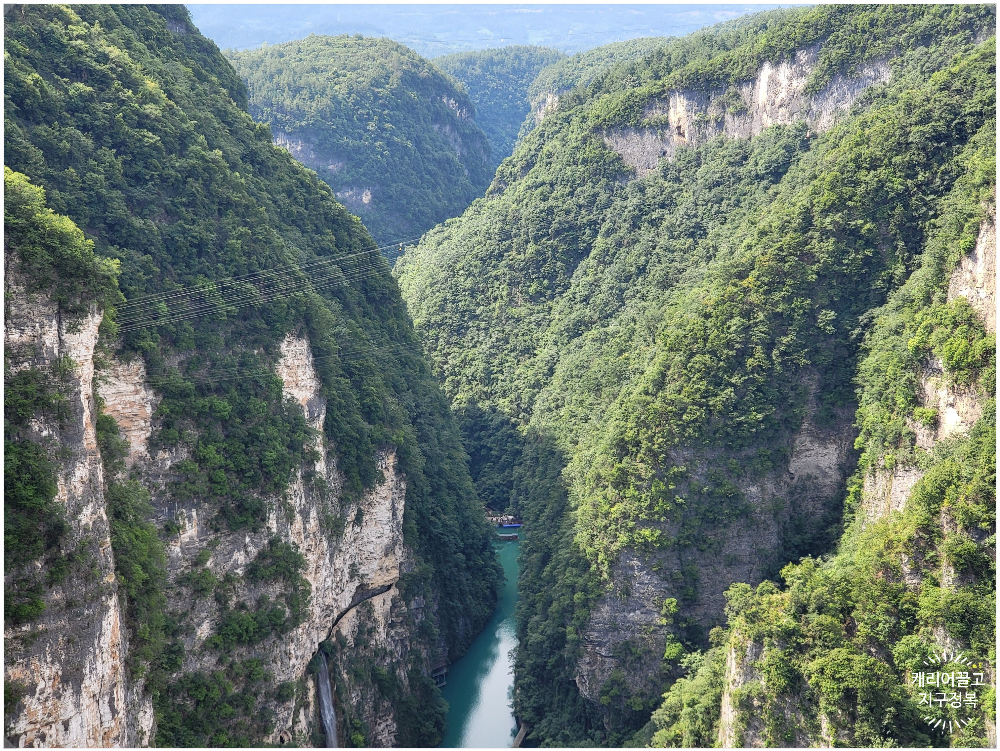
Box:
(117, 241), (421, 331)
(116, 258), (413, 332)
(116, 234), (422, 318)
(115, 246), (374, 317)
(118, 264), (361, 329)
(116, 233), (421, 310)
(118, 191), (919, 331)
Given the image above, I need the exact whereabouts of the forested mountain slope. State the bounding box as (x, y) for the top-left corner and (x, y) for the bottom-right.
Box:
(394, 5), (995, 746)
(435, 45), (565, 169)
(227, 36), (493, 249)
(523, 36), (672, 130)
(646, 114), (996, 751)
(4, 5), (500, 747)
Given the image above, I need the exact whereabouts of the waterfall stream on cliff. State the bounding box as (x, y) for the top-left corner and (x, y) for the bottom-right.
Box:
(317, 652), (338, 748)
(441, 541), (520, 747)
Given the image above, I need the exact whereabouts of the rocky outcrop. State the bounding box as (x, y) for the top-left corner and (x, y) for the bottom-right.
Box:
(861, 205), (996, 527)
(949, 205), (996, 334)
(441, 96), (472, 121)
(97, 359), (157, 468)
(335, 186), (376, 213)
(134, 333), (420, 745)
(531, 92), (560, 127)
(575, 383), (856, 711)
(604, 46), (891, 176)
(717, 640), (762, 747)
(4, 268), (153, 748)
(274, 129), (346, 174)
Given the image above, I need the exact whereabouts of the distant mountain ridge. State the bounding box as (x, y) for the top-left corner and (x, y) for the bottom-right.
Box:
(436, 45), (565, 169)
(189, 4), (789, 57)
(228, 35), (493, 247)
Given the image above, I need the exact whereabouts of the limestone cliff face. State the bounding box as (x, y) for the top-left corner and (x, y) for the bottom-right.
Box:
(861, 204), (996, 527)
(7, 271), (437, 748)
(4, 268), (153, 748)
(715, 206), (997, 748)
(575, 383), (856, 714)
(716, 639), (820, 748)
(97, 333), (423, 746)
(949, 206), (996, 335)
(274, 129), (346, 175)
(604, 46), (890, 176)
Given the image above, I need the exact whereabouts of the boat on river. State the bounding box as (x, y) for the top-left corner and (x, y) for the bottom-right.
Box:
(487, 513), (523, 528)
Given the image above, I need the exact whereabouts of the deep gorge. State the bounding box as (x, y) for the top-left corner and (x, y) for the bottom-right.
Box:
(4, 4), (996, 749)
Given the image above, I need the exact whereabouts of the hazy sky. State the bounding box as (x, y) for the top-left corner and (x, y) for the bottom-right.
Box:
(187, 4), (796, 56)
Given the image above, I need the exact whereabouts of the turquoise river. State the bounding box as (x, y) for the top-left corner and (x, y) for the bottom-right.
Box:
(441, 540), (520, 748)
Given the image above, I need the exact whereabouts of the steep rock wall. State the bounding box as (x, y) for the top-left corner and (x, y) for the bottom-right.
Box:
(274, 129), (346, 174)
(862, 206), (996, 527)
(716, 206), (997, 747)
(4, 269), (153, 748)
(106, 333), (421, 745)
(604, 46), (890, 176)
(575, 384), (856, 712)
(97, 359), (157, 469)
(949, 206), (996, 334)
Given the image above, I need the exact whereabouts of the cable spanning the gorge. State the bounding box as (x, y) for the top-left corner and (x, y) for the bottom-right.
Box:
(116, 236), (421, 332)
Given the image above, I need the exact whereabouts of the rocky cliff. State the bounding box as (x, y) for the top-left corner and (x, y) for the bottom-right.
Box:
(95, 333), (427, 746)
(574, 384), (857, 714)
(5, 290), (450, 747)
(603, 45), (890, 176)
(3, 265), (419, 748)
(4, 267), (153, 748)
(715, 196), (996, 748)
(861, 204), (995, 528)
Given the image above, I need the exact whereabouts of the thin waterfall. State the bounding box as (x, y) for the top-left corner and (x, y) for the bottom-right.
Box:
(317, 652), (338, 748)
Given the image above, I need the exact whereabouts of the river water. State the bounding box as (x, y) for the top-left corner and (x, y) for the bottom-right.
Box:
(441, 541), (519, 748)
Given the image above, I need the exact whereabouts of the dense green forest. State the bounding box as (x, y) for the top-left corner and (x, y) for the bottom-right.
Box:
(395, 4), (995, 746)
(5, 5), (500, 746)
(226, 35), (493, 249)
(435, 46), (565, 169)
(526, 36), (670, 107)
(644, 90), (996, 751)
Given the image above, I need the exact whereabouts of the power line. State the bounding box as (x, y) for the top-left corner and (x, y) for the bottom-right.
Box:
(117, 239), (422, 331)
(116, 234), (421, 317)
(116, 172), (935, 331)
(118, 262), (403, 331)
